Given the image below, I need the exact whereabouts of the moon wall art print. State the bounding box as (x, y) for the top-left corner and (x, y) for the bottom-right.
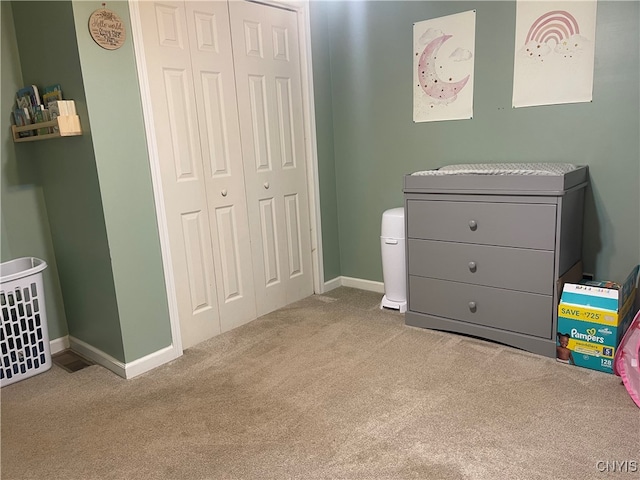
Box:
(413, 10), (476, 123)
(512, 0), (597, 108)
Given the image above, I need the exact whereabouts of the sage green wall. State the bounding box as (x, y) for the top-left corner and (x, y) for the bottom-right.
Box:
(319, 0), (639, 283)
(70, 1), (171, 362)
(9, 0), (172, 363)
(310, 1), (341, 282)
(10, 1), (125, 360)
(1, 1), (67, 340)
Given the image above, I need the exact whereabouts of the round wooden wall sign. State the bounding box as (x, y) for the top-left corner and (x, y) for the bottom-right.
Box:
(89, 8), (126, 50)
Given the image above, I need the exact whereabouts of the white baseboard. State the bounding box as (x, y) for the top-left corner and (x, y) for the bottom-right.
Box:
(323, 276), (342, 292)
(341, 276), (385, 293)
(323, 276), (385, 294)
(69, 336), (126, 378)
(49, 336), (70, 355)
(124, 345), (177, 379)
(68, 336), (179, 379)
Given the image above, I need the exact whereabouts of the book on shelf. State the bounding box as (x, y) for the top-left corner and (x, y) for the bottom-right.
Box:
(33, 106), (53, 135)
(16, 93), (33, 117)
(48, 102), (60, 133)
(42, 89), (63, 106)
(17, 84), (41, 106)
(42, 108), (53, 134)
(16, 85), (41, 117)
(41, 83), (62, 97)
(41, 83), (63, 106)
(13, 107), (34, 138)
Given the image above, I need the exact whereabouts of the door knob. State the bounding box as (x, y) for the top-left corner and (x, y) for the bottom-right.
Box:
(221, 189), (228, 197)
(468, 220), (477, 230)
(264, 182), (270, 189)
(468, 261), (477, 272)
(468, 301), (477, 312)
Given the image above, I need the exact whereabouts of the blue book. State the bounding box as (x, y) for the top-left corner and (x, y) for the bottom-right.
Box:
(41, 83), (62, 95)
(16, 84), (41, 108)
(41, 84), (63, 105)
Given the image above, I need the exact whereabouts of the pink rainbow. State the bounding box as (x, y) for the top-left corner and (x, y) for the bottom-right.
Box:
(539, 28), (565, 45)
(525, 10), (580, 44)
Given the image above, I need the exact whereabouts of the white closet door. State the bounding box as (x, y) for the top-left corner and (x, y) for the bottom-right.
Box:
(229, 1), (314, 316)
(138, 1), (221, 348)
(184, 2), (257, 332)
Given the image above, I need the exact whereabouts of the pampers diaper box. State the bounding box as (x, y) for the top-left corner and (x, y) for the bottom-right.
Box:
(557, 266), (640, 373)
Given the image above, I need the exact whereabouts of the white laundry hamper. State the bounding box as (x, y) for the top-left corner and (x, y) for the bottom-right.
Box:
(1, 257), (52, 387)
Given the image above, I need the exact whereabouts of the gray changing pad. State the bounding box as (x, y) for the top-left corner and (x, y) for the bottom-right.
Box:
(412, 163), (578, 176)
(405, 163), (588, 195)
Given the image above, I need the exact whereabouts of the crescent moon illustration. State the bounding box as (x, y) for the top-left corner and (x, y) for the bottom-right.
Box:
(418, 34), (470, 101)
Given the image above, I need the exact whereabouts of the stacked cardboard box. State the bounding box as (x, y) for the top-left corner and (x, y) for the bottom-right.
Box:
(557, 266), (639, 373)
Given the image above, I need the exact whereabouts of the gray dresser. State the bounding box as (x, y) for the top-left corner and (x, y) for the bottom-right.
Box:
(403, 166), (589, 357)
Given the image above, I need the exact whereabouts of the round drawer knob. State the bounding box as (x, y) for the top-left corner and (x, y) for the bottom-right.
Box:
(468, 220), (477, 230)
(468, 261), (477, 272)
(264, 182), (270, 189)
(468, 301), (477, 312)
(221, 189), (228, 197)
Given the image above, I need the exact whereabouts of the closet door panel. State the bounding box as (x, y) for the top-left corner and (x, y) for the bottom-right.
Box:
(247, 75), (272, 171)
(186, 1), (257, 332)
(229, 1), (313, 316)
(259, 197), (281, 286)
(164, 69), (200, 179)
(284, 193), (303, 277)
(181, 211), (215, 313)
(138, 1), (221, 348)
(276, 77), (295, 169)
(214, 206), (242, 300)
(200, 72), (229, 176)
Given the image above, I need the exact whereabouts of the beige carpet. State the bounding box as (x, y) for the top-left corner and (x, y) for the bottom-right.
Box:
(1, 287), (638, 480)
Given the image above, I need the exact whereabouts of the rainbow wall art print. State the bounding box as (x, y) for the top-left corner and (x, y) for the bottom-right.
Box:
(513, 0), (597, 108)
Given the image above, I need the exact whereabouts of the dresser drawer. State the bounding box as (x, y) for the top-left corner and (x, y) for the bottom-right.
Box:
(408, 239), (555, 295)
(407, 200), (557, 250)
(409, 276), (553, 338)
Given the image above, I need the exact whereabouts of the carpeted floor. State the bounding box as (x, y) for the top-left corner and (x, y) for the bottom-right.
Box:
(1, 287), (638, 479)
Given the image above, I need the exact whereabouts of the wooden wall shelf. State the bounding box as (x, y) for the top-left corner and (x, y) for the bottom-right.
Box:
(12, 115), (82, 143)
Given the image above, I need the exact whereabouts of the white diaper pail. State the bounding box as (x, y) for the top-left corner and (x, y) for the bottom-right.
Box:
(380, 207), (407, 313)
